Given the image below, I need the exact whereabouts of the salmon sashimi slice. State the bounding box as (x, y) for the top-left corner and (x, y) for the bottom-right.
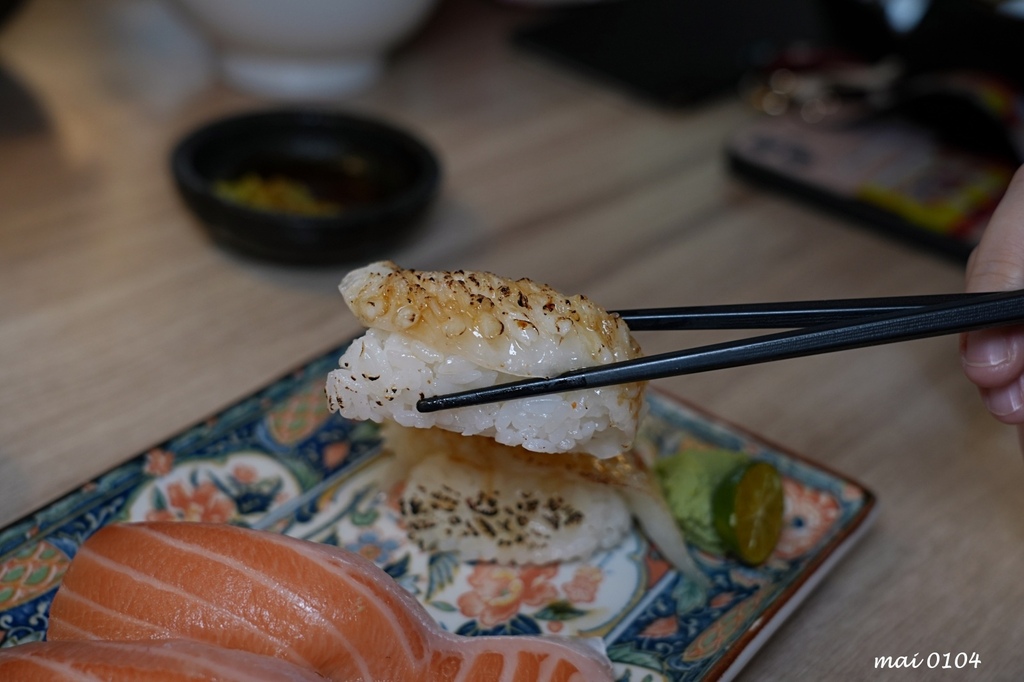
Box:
(47, 522), (616, 682)
(0, 639), (324, 681)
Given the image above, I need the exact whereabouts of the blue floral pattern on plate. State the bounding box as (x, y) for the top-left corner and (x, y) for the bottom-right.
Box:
(0, 342), (876, 681)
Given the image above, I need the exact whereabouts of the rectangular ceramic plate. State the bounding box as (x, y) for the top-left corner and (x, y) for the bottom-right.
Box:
(0, 341), (876, 681)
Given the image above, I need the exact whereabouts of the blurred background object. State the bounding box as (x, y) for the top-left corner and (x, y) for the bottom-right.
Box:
(0, 0), (24, 29)
(93, 0), (214, 116)
(0, 0), (26, 30)
(513, 0), (828, 107)
(506, 0), (1024, 261)
(0, 0), (48, 137)
(497, 0), (610, 4)
(513, 0), (1024, 109)
(0, 0), (45, 137)
(163, 0), (440, 100)
(822, 0), (1024, 87)
(0, 65), (47, 136)
(725, 0), (1024, 262)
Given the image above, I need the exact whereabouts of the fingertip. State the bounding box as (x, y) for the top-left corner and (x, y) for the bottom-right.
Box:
(965, 165), (1024, 293)
(961, 328), (1021, 386)
(981, 381), (1024, 423)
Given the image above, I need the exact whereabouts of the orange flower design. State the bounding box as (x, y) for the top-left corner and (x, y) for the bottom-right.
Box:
(775, 479), (841, 560)
(144, 449), (174, 477)
(562, 565), (603, 603)
(457, 564), (558, 627)
(146, 481), (236, 523)
(639, 615), (679, 639)
(323, 442), (350, 470)
(232, 464), (259, 484)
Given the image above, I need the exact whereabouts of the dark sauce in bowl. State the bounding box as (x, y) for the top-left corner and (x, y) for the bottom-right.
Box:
(171, 110), (441, 264)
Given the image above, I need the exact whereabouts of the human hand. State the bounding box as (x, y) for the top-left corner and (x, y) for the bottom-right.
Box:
(961, 165), (1024, 448)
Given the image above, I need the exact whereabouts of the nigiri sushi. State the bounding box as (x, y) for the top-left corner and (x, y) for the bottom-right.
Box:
(0, 639), (324, 681)
(381, 422), (707, 584)
(325, 262), (706, 581)
(48, 522), (616, 682)
(382, 423), (633, 564)
(325, 261), (645, 458)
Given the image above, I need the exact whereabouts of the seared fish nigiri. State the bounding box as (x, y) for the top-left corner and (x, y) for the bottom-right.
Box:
(382, 422), (707, 584)
(325, 261), (645, 458)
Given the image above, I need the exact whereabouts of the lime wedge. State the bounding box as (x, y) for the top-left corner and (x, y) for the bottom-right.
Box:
(713, 460), (784, 565)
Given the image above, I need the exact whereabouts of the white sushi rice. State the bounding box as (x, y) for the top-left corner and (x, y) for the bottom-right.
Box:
(325, 328), (639, 458)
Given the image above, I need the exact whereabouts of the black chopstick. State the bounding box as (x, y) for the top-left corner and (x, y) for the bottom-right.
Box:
(614, 292), (987, 330)
(416, 289), (1024, 412)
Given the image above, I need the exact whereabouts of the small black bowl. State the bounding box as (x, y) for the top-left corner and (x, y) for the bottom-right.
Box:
(171, 109), (441, 265)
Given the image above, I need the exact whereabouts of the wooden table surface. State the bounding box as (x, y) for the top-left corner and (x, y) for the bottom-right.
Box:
(2, 0), (1022, 679)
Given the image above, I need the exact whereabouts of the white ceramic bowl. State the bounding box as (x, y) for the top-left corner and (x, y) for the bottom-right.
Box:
(168, 0), (438, 99)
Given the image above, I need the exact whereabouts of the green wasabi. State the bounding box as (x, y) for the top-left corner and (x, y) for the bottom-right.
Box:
(654, 448), (749, 554)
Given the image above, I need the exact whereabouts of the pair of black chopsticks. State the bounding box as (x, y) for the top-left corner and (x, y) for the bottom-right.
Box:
(415, 290), (1024, 412)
